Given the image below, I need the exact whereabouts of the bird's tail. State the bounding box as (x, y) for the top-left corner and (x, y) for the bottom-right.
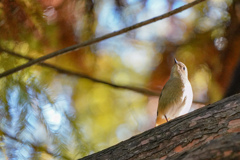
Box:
(156, 116), (168, 126)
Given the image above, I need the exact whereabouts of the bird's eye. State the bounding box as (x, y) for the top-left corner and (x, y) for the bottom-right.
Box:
(183, 67), (186, 70)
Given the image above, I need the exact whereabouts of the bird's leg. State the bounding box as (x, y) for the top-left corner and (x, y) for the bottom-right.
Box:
(164, 115), (169, 122)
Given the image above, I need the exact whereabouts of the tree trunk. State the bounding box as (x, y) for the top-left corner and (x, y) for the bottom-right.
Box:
(225, 58), (240, 97)
(79, 94), (240, 160)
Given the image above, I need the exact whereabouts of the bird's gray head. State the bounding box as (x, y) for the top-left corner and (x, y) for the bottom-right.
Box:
(170, 58), (188, 79)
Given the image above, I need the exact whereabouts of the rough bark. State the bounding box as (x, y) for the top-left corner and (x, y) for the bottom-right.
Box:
(79, 93), (240, 160)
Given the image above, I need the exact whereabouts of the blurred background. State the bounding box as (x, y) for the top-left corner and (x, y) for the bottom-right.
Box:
(0, 0), (240, 159)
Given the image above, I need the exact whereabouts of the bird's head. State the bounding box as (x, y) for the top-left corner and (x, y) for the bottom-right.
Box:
(170, 58), (188, 79)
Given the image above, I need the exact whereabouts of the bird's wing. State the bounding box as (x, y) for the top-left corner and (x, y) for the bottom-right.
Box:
(157, 78), (184, 115)
(157, 85), (166, 116)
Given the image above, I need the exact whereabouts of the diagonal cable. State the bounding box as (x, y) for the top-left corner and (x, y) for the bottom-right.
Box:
(0, 0), (206, 79)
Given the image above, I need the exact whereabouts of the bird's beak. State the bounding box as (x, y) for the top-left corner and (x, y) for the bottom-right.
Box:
(174, 58), (178, 64)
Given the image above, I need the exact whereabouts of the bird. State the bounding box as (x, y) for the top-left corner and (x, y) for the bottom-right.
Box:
(156, 58), (193, 126)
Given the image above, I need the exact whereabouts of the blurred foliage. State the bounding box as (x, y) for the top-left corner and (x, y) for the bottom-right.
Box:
(0, 0), (240, 159)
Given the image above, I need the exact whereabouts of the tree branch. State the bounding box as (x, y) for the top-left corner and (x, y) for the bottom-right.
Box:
(0, 0), (206, 79)
(0, 48), (205, 105)
(79, 93), (240, 160)
(0, 47), (160, 96)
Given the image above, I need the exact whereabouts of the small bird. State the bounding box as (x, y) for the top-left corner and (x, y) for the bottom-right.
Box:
(156, 58), (193, 126)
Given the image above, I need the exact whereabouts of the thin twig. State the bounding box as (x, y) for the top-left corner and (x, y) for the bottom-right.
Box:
(0, 0), (206, 79)
(0, 48), (206, 105)
(0, 47), (160, 96)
